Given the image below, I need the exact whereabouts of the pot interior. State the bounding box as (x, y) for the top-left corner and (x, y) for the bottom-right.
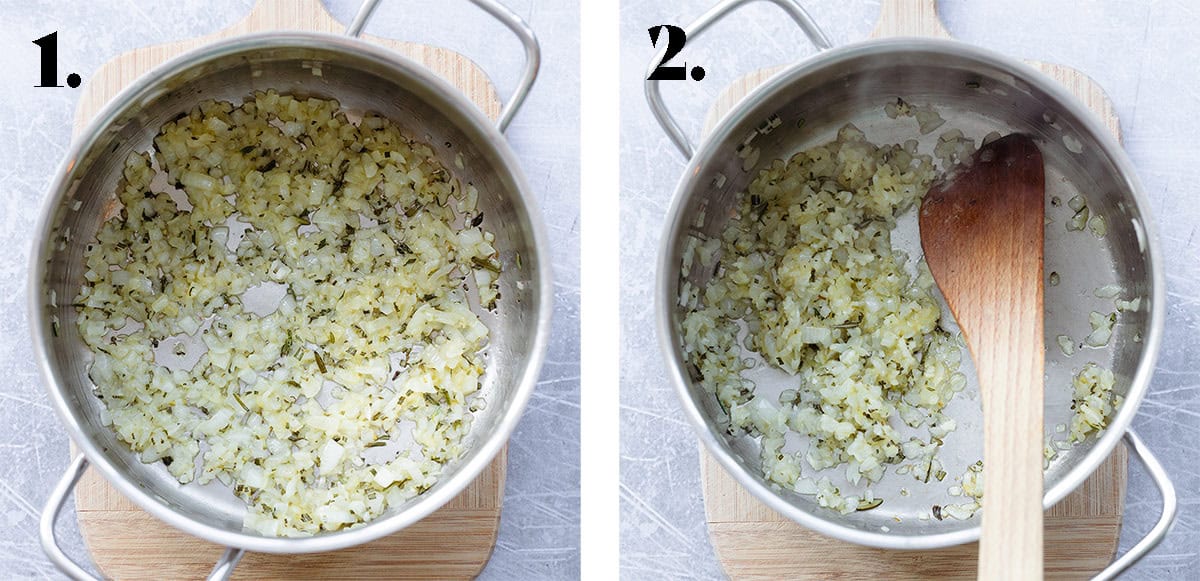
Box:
(664, 42), (1158, 543)
(33, 37), (545, 547)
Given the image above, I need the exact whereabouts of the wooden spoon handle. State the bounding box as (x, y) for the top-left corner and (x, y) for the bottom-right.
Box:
(920, 135), (1046, 579)
(977, 347), (1045, 579)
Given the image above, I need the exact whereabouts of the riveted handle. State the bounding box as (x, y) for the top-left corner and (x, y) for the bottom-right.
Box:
(40, 455), (98, 581)
(347, 0), (540, 132)
(1092, 430), (1178, 580)
(40, 455), (246, 581)
(644, 0), (831, 160)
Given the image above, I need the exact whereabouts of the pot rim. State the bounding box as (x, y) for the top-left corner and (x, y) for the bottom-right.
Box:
(30, 30), (552, 554)
(656, 37), (1165, 550)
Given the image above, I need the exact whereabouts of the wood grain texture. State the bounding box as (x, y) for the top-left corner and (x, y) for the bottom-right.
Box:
(701, 1), (1129, 579)
(920, 134), (1047, 579)
(71, 1), (505, 579)
(703, 445), (1127, 580)
(870, 0), (952, 39)
(76, 456), (505, 580)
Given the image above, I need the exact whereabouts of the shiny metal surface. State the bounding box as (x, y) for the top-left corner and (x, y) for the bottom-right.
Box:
(645, 0), (831, 160)
(468, 0), (541, 132)
(30, 18), (550, 563)
(344, 0), (381, 37)
(206, 548), (245, 581)
(1095, 430), (1177, 580)
(38, 455), (89, 581)
(652, 34), (1169, 549)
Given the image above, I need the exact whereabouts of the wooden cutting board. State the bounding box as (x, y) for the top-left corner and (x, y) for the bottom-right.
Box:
(69, 1), (505, 579)
(702, 1), (1127, 578)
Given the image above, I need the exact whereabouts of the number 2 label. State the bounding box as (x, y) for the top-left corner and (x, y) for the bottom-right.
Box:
(648, 25), (705, 81)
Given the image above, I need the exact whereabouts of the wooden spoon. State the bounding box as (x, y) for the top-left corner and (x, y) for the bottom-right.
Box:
(919, 134), (1045, 580)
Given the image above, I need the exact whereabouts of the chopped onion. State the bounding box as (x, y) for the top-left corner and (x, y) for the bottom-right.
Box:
(1085, 311), (1116, 347)
(75, 91), (497, 536)
(681, 123), (961, 514)
(1088, 214), (1107, 238)
(1057, 335), (1075, 356)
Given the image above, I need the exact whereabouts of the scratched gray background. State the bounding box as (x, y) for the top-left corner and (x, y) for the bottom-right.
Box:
(621, 0), (1197, 578)
(0, 0), (579, 578)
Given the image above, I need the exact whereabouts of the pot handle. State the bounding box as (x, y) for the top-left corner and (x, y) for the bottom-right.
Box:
(644, 0), (832, 160)
(346, 0), (540, 133)
(40, 454), (247, 581)
(40, 455), (96, 581)
(1092, 429), (1178, 580)
(208, 547), (247, 581)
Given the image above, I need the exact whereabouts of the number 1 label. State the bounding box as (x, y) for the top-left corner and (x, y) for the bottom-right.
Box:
(33, 32), (81, 89)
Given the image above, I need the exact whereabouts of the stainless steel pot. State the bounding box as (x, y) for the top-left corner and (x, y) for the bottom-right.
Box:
(649, 1), (1176, 577)
(32, 1), (551, 579)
